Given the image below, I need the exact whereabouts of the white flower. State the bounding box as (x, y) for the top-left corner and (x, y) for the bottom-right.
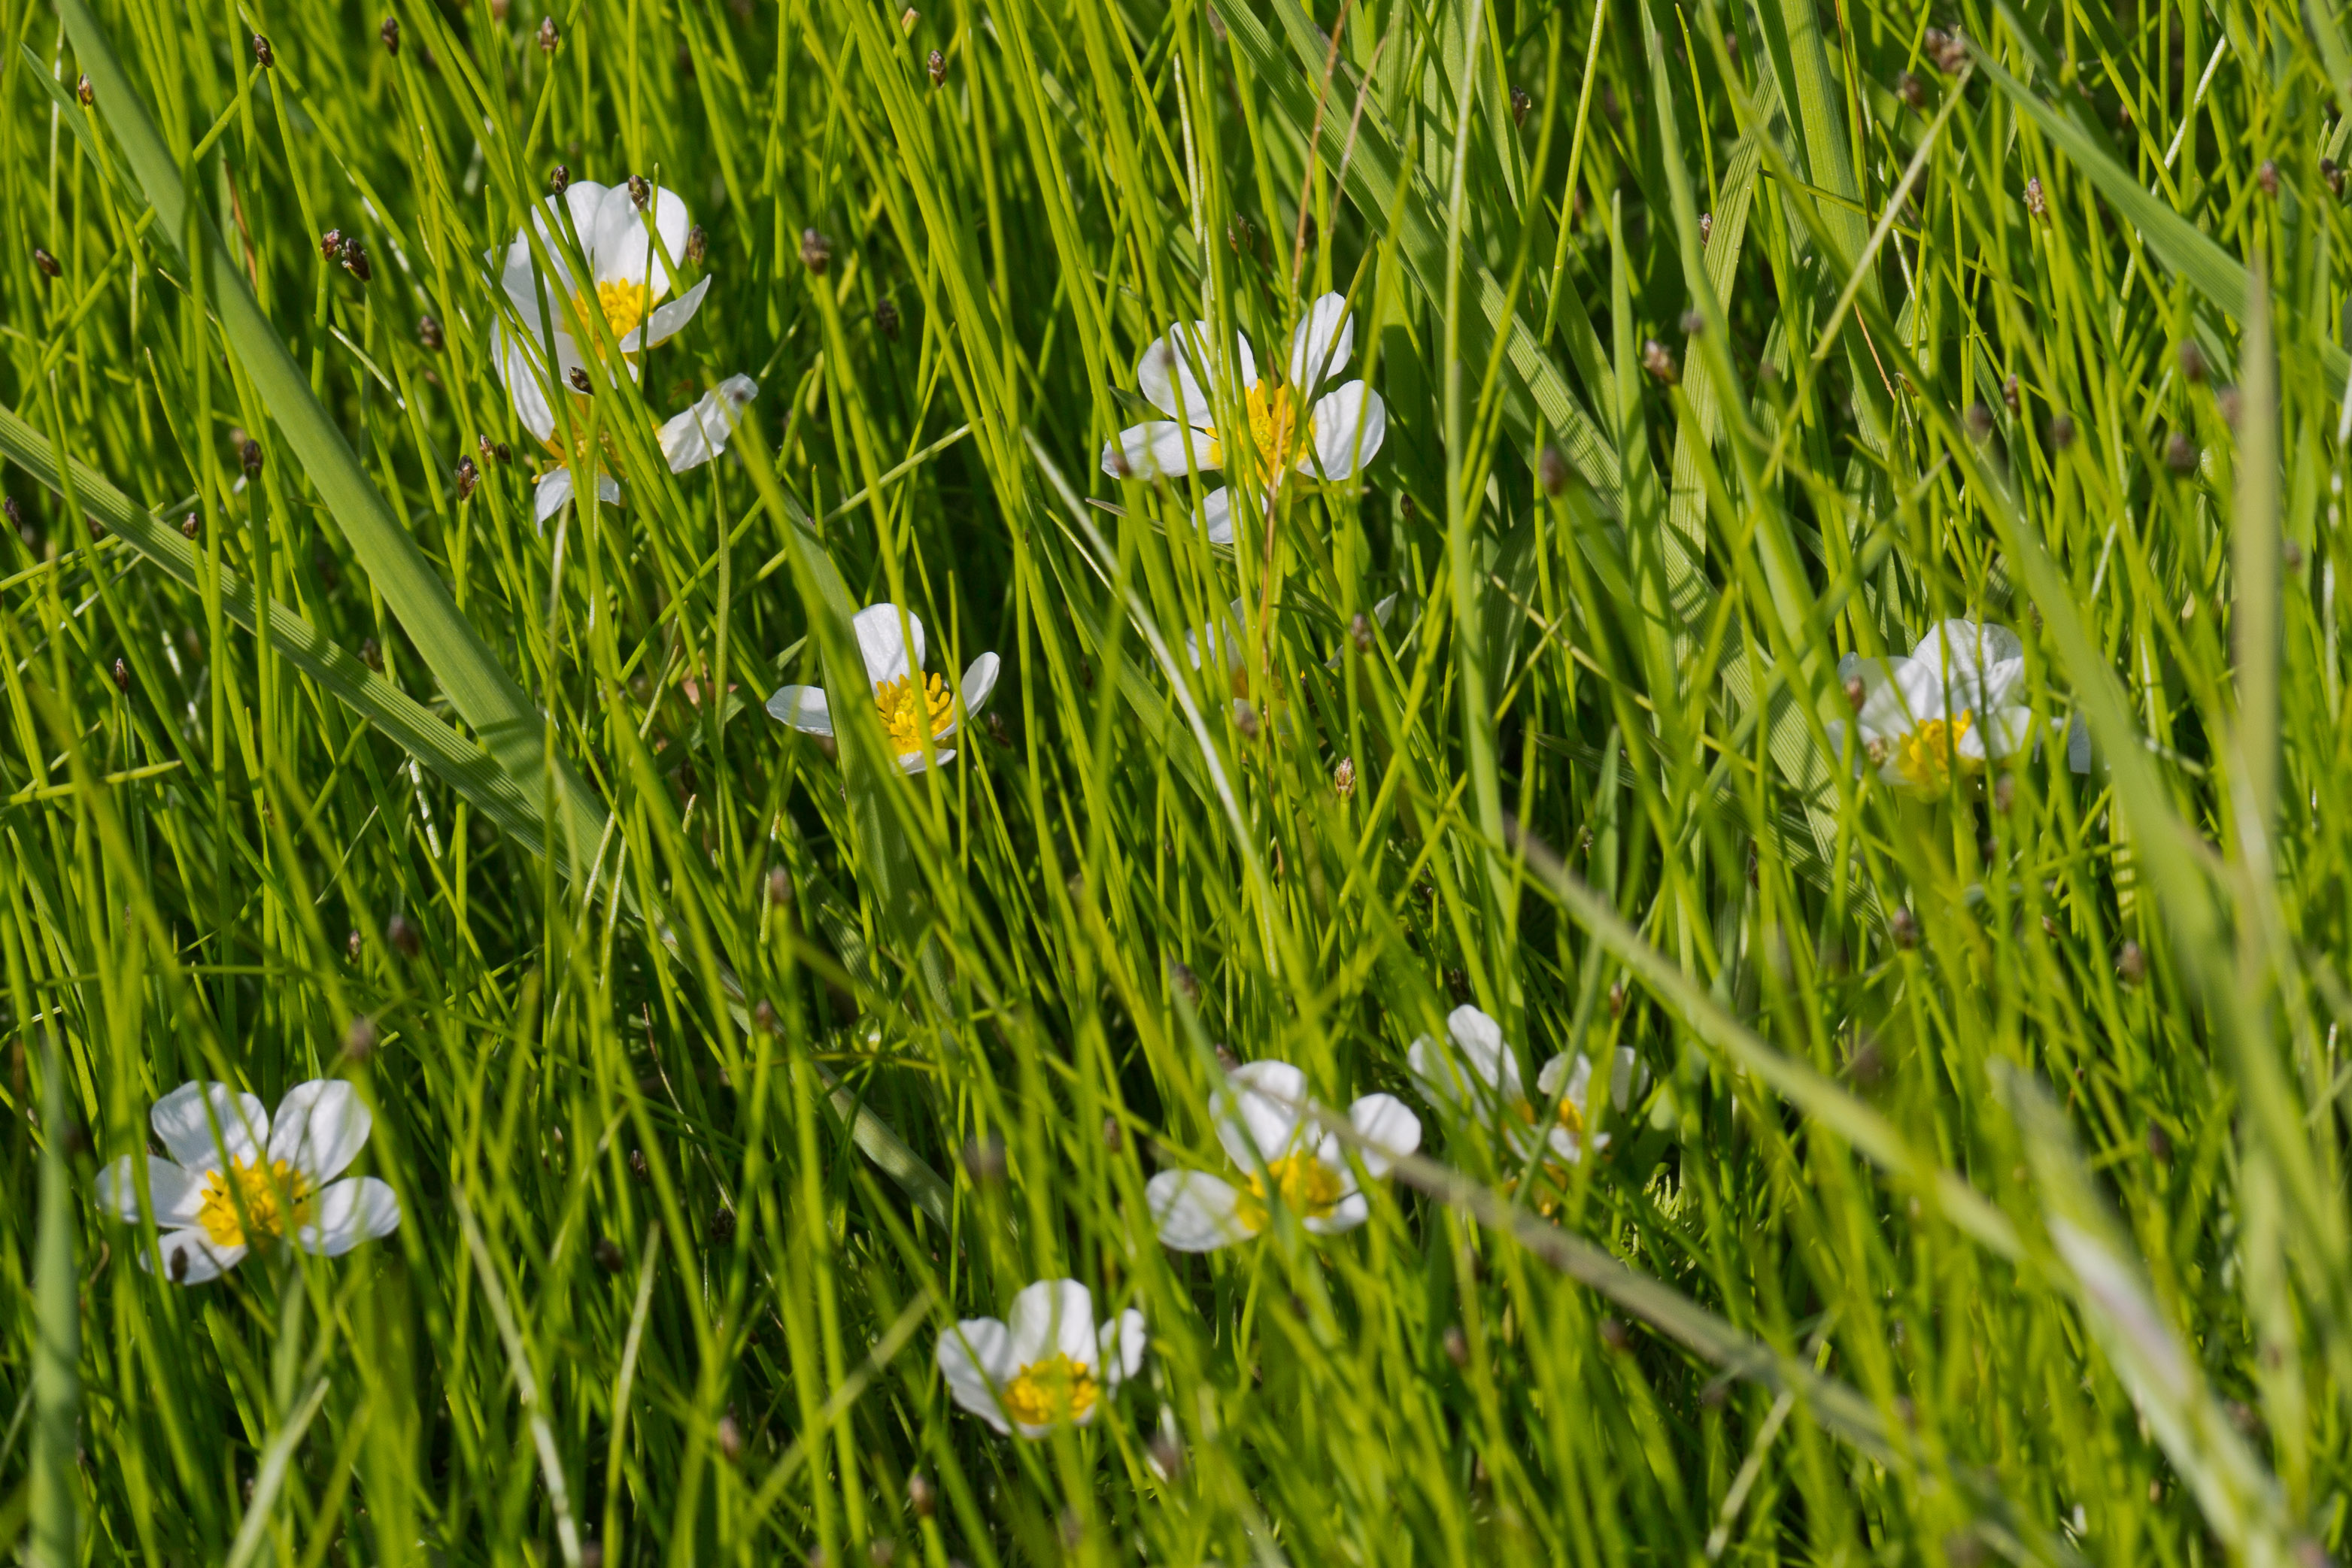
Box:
(936, 1279), (1147, 1438)
(764, 602), (1000, 772)
(1829, 619), (2034, 791)
(487, 179), (756, 524)
(1146, 1060), (1421, 1252)
(1409, 1005), (1644, 1185)
(93, 1081), (401, 1284)
(1101, 293), (1386, 544)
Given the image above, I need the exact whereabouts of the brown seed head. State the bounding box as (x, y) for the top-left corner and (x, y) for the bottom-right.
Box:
(417, 314), (444, 350)
(569, 366), (593, 393)
(961, 1136), (1007, 1183)
(711, 1207), (736, 1245)
(1333, 756), (1357, 798)
(111, 657), (130, 693)
(1964, 402), (1994, 441)
(341, 237), (372, 283)
(381, 17), (400, 53)
(342, 1015), (378, 1063)
(927, 48), (947, 86)
(2117, 939), (2147, 984)
(1698, 211), (1713, 246)
(593, 1235), (624, 1272)
(715, 1413), (743, 1463)
(2147, 1124), (2174, 1163)
(874, 298), (900, 340)
(387, 912), (422, 957)
(628, 173), (651, 209)
(685, 223), (709, 265)
(1232, 699), (1261, 740)
(181, 512), (201, 540)
(549, 162), (570, 195)
(906, 1473), (937, 1518)
(454, 455), (481, 500)
(2023, 174), (2047, 217)
(800, 228), (832, 274)
(1508, 86), (1531, 127)
(2217, 387), (2242, 429)
(2165, 430), (2197, 475)
(1640, 338), (1679, 384)
(2047, 413), (2076, 449)
(2327, 159), (2346, 199)
(2178, 341), (2208, 383)
(2001, 374), (2020, 414)
(538, 16), (559, 53)
(2257, 159), (2280, 196)
(240, 438), (265, 476)
(1889, 907), (1919, 948)
(1598, 1316), (1631, 1351)
(1349, 611), (1372, 652)
(252, 34), (275, 67)
(360, 638), (383, 672)
(32, 246), (59, 280)
(1897, 69), (1926, 110)
(76, 74), (93, 107)
(1442, 1324), (1470, 1367)
(1168, 959), (1201, 1007)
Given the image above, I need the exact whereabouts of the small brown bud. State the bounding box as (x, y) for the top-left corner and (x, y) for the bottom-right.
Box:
(1334, 756), (1357, 797)
(169, 1245), (190, 1282)
(2285, 538), (2305, 572)
(2217, 386), (2242, 429)
(360, 638), (383, 672)
(1446, 969), (1471, 1003)
(418, 314), (444, 350)
(2117, 939), (2147, 984)
(1508, 86), (1531, 127)
(2178, 341), (2208, 383)
(342, 1015), (378, 1063)
(1349, 611), (1373, 654)
(800, 228), (833, 274)
(240, 438), (264, 476)
(873, 298), (900, 340)
(927, 48), (947, 86)
(2023, 175), (2047, 217)
(715, 1412), (743, 1463)
(1844, 675), (1867, 711)
(86, 516), (104, 541)
(1168, 959), (1201, 1007)
(2001, 375), (2020, 414)
(1213, 1043), (1240, 1072)
(1232, 699), (1261, 739)
(1964, 402), (1994, 441)
(628, 173), (651, 210)
(711, 1206), (736, 1245)
(537, 16), (559, 53)
(75, 74), (93, 107)
(2326, 159), (2346, 199)
(1102, 1115), (1123, 1152)
(111, 657), (130, 693)
(1598, 1316), (1631, 1352)
(1889, 907), (1919, 948)
(751, 999), (778, 1033)
(1897, 70), (1926, 110)
(2165, 430), (2197, 475)
(2047, 413), (2076, 449)
(961, 1136), (1006, 1183)
(2257, 159), (2280, 196)
(347, 928), (363, 961)
(1607, 981), (1627, 1017)
(454, 456), (480, 500)
(386, 912), (421, 957)
(766, 866), (793, 905)
(1640, 338), (1679, 384)
(1442, 1324), (1470, 1366)
(252, 34), (275, 67)
(628, 1148), (651, 1181)
(1680, 308), (1706, 336)
(381, 17), (400, 53)
(685, 223), (709, 265)
(569, 366), (593, 393)
(31, 246), (59, 280)
(341, 236), (372, 283)
(181, 512), (201, 540)
(2147, 1124), (2173, 1163)
(320, 229), (344, 261)
(549, 162), (570, 194)
(1926, 26), (1968, 74)
(1698, 211), (1713, 245)
(906, 1473), (937, 1518)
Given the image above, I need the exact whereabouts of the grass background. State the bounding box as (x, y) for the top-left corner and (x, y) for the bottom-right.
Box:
(1, 0), (2346, 1561)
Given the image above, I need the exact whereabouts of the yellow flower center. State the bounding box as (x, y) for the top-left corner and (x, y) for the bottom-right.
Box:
(196, 1157), (313, 1248)
(1895, 712), (1975, 789)
(578, 279), (654, 346)
(1205, 380), (1310, 477)
(1233, 1151), (1346, 1231)
(999, 1351), (1100, 1427)
(875, 672), (955, 754)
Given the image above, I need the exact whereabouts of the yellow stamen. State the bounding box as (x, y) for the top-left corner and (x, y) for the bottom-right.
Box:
(1895, 712), (1976, 789)
(1555, 1093), (1585, 1136)
(999, 1351), (1100, 1427)
(1204, 380), (1304, 476)
(1233, 1151), (1346, 1231)
(196, 1157), (313, 1248)
(578, 278), (655, 344)
(876, 672), (955, 754)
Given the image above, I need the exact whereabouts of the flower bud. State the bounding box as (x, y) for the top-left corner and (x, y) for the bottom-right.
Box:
(75, 74), (93, 107)
(874, 298), (900, 340)
(341, 236), (372, 283)
(569, 366), (593, 393)
(1640, 338), (1679, 384)
(31, 246), (59, 279)
(1896, 69), (1926, 109)
(593, 1235), (625, 1272)
(1334, 756), (1357, 797)
(628, 173), (651, 209)
(360, 638), (383, 672)
(1349, 611), (1372, 652)
(2165, 430), (2197, 475)
(240, 438), (264, 476)
(2257, 159), (2279, 196)
(538, 16), (559, 52)
(549, 162), (570, 194)
(252, 33), (275, 67)
(1537, 444), (1570, 496)
(1698, 211), (1713, 245)
(418, 314), (444, 350)
(454, 455), (481, 500)
(320, 229), (344, 261)
(685, 223), (708, 264)
(2023, 174), (2047, 217)
(800, 227), (832, 274)
(1508, 86), (1531, 127)
(181, 512), (201, 539)
(387, 911), (422, 957)
(111, 657), (130, 693)
(381, 17), (400, 53)
(927, 48), (947, 85)
(342, 1015), (378, 1063)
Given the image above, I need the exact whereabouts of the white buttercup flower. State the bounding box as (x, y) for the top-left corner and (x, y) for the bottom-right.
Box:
(764, 602), (1000, 773)
(488, 178), (756, 523)
(1829, 619), (2033, 791)
(94, 1080), (402, 1284)
(936, 1279), (1147, 1438)
(1146, 1060), (1421, 1251)
(1410, 1005), (1644, 1193)
(1101, 292), (1386, 544)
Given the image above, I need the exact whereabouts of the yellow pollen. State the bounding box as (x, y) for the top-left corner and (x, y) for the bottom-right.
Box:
(875, 672), (955, 754)
(578, 279), (655, 344)
(1204, 380), (1305, 476)
(1555, 1093), (1586, 1136)
(196, 1157), (313, 1248)
(1234, 1151), (1346, 1231)
(999, 1351), (1100, 1427)
(1895, 712), (1976, 789)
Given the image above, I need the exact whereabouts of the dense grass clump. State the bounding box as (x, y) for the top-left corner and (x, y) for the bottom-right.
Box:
(5, 0), (2352, 1562)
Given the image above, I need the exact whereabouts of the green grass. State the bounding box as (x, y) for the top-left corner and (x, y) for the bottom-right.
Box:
(1, 0), (2345, 1561)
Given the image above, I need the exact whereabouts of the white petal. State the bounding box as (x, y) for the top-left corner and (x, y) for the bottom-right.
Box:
(1136, 322), (1259, 426)
(1300, 383), (1385, 481)
(1979, 655), (2027, 711)
(594, 473), (622, 508)
(2067, 714), (2094, 774)
(1306, 1191), (1369, 1233)
(151, 1082), (268, 1172)
(765, 684), (834, 735)
(1201, 485), (1238, 546)
(587, 181), (691, 296)
(1103, 420), (1215, 481)
(852, 603), (924, 686)
(936, 1318), (1015, 1434)
(896, 747), (954, 773)
(1446, 1005), (1525, 1100)
(1185, 598), (1245, 674)
(1407, 1038), (1467, 1116)
(1286, 293), (1354, 387)
(493, 321), (558, 445)
(1961, 706), (2034, 761)
(95, 1155), (202, 1227)
(1146, 1170), (1258, 1251)
(1005, 1278), (1098, 1369)
(296, 1177), (401, 1256)
(142, 1228), (245, 1284)
(621, 273), (710, 353)
(534, 467), (575, 526)
(267, 1081), (372, 1184)
(943, 651), (1001, 740)
(1610, 1046), (1649, 1114)
(658, 374), (760, 473)
(1910, 620), (2020, 713)
(1217, 1060), (1308, 1164)
(1100, 1309), (1149, 1385)
(1346, 1094), (1421, 1176)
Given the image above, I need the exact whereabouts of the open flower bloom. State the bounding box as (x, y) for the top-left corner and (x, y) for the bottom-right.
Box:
(1828, 619), (2034, 791)
(764, 602), (1000, 773)
(1147, 1060), (1421, 1251)
(1101, 293), (1386, 544)
(93, 1081), (401, 1284)
(1409, 1005), (1644, 1189)
(488, 179), (755, 523)
(936, 1279), (1147, 1439)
